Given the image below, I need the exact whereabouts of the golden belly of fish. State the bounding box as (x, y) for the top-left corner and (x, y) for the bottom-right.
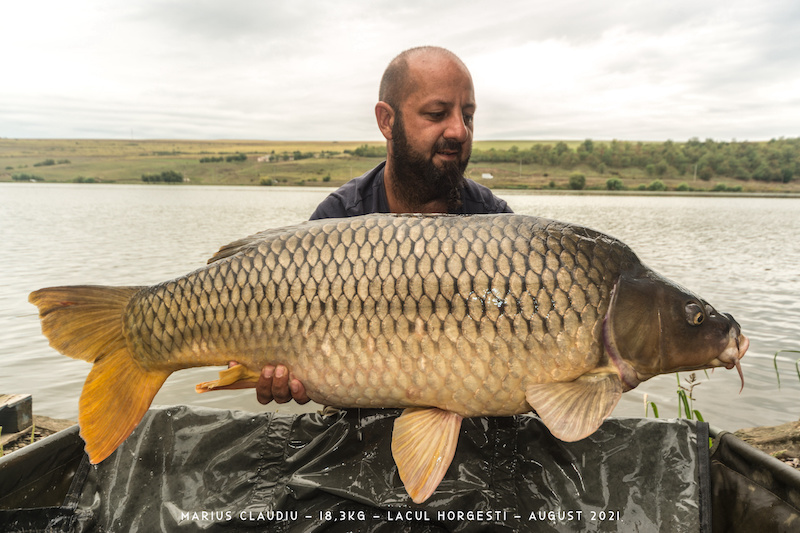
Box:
(30, 213), (748, 504)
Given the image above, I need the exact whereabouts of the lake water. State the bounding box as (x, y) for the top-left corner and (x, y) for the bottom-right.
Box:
(1, 183), (799, 432)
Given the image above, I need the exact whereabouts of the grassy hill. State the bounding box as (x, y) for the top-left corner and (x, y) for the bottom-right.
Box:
(2, 138), (798, 194)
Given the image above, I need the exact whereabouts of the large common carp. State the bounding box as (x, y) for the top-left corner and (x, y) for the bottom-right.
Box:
(30, 214), (748, 503)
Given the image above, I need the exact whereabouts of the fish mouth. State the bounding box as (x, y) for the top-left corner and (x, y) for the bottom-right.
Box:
(708, 322), (749, 392)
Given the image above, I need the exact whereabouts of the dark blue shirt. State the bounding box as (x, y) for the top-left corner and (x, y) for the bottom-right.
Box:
(310, 161), (512, 220)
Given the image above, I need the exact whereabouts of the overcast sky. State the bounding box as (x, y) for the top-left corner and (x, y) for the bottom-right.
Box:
(2, 0), (799, 142)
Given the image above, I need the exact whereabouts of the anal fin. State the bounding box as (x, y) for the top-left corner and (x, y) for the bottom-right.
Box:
(391, 407), (463, 504)
(195, 364), (261, 393)
(526, 373), (623, 442)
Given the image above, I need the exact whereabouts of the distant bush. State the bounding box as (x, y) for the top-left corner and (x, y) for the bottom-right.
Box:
(712, 183), (743, 192)
(605, 177), (624, 190)
(73, 176), (98, 183)
(200, 156), (224, 163)
(142, 170), (183, 183)
(323, 175), (331, 182)
(647, 180), (666, 191)
(676, 182), (691, 191)
(569, 173), (586, 190)
(345, 144), (387, 157)
(225, 153), (247, 162)
(12, 173), (44, 182)
(259, 177), (275, 186)
(568, 173), (586, 190)
(33, 159), (70, 167)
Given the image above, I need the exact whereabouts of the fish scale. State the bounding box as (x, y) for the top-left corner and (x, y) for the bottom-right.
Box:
(30, 213), (748, 503)
(119, 214), (620, 416)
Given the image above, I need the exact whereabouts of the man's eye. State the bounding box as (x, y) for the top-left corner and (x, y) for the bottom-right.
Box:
(428, 112), (445, 120)
(463, 114), (474, 124)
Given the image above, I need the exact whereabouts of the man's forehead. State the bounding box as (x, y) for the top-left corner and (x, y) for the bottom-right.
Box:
(404, 54), (475, 106)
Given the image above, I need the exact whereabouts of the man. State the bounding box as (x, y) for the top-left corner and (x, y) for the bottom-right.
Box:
(249, 46), (511, 405)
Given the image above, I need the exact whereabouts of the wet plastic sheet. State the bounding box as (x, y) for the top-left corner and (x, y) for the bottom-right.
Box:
(0, 424), (87, 531)
(2, 406), (711, 532)
(710, 429), (800, 532)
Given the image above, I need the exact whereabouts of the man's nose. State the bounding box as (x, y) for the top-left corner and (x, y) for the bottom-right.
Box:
(443, 112), (469, 143)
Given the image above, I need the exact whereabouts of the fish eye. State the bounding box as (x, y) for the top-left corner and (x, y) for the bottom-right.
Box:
(685, 302), (705, 326)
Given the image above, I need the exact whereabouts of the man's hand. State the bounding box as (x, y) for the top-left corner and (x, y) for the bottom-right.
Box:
(226, 362), (310, 405)
(257, 364), (310, 405)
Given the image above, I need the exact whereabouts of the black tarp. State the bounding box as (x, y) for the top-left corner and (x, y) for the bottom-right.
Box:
(1, 405), (793, 531)
(709, 428), (800, 532)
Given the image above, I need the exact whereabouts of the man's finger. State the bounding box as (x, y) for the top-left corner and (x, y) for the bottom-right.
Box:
(290, 379), (310, 404)
(271, 365), (292, 403)
(256, 365), (275, 404)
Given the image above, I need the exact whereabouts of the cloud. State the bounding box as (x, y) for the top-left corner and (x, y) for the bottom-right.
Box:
(466, 0), (800, 140)
(1, 0), (799, 141)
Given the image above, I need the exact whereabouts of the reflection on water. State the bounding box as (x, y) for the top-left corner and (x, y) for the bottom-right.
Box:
(1, 183), (798, 431)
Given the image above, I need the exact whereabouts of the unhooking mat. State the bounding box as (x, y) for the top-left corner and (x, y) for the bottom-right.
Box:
(1, 406), (714, 532)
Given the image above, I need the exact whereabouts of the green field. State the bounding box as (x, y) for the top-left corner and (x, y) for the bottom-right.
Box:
(2, 138), (799, 194)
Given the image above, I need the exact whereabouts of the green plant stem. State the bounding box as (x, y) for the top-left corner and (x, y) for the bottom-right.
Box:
(773, 350), (800, 389)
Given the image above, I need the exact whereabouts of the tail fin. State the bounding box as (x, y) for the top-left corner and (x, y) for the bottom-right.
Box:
(29, 286), (170, 463)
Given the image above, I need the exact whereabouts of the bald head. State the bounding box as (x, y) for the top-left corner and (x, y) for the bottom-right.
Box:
(379, 46), (471, 111)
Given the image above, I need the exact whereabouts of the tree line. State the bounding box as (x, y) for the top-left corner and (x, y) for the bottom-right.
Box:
(200, 153), (247, 163)
(345, 144), (387, 157)
(33, 158), (71, 167)
(471, 137), (800, 183)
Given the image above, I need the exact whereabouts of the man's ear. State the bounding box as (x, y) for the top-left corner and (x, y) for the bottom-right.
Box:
(375, 102), (395, 140)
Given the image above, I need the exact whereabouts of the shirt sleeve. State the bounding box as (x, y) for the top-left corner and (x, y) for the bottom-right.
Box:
(309, 195), (347, 220)
(309, 163), (385, 220)
(495, 197), (513, 214)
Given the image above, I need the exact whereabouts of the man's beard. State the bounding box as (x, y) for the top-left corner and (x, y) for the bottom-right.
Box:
(389, 114), (470, 212)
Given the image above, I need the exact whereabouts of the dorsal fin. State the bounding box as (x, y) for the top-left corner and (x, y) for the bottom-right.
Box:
(207, 228), (286, 264)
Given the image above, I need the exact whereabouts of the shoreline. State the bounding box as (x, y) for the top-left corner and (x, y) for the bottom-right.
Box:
(2, 181), (799, 200)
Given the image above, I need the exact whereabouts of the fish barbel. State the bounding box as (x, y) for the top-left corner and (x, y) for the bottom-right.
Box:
(30, 214), (748, 503)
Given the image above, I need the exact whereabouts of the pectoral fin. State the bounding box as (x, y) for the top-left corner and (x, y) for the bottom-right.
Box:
(526, 373), (623, 442)
(195, 364), (261, 393)
(391, 407), (463, 504)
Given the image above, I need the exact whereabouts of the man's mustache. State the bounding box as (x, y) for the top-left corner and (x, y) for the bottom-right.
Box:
(434, 139), (463, 155)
